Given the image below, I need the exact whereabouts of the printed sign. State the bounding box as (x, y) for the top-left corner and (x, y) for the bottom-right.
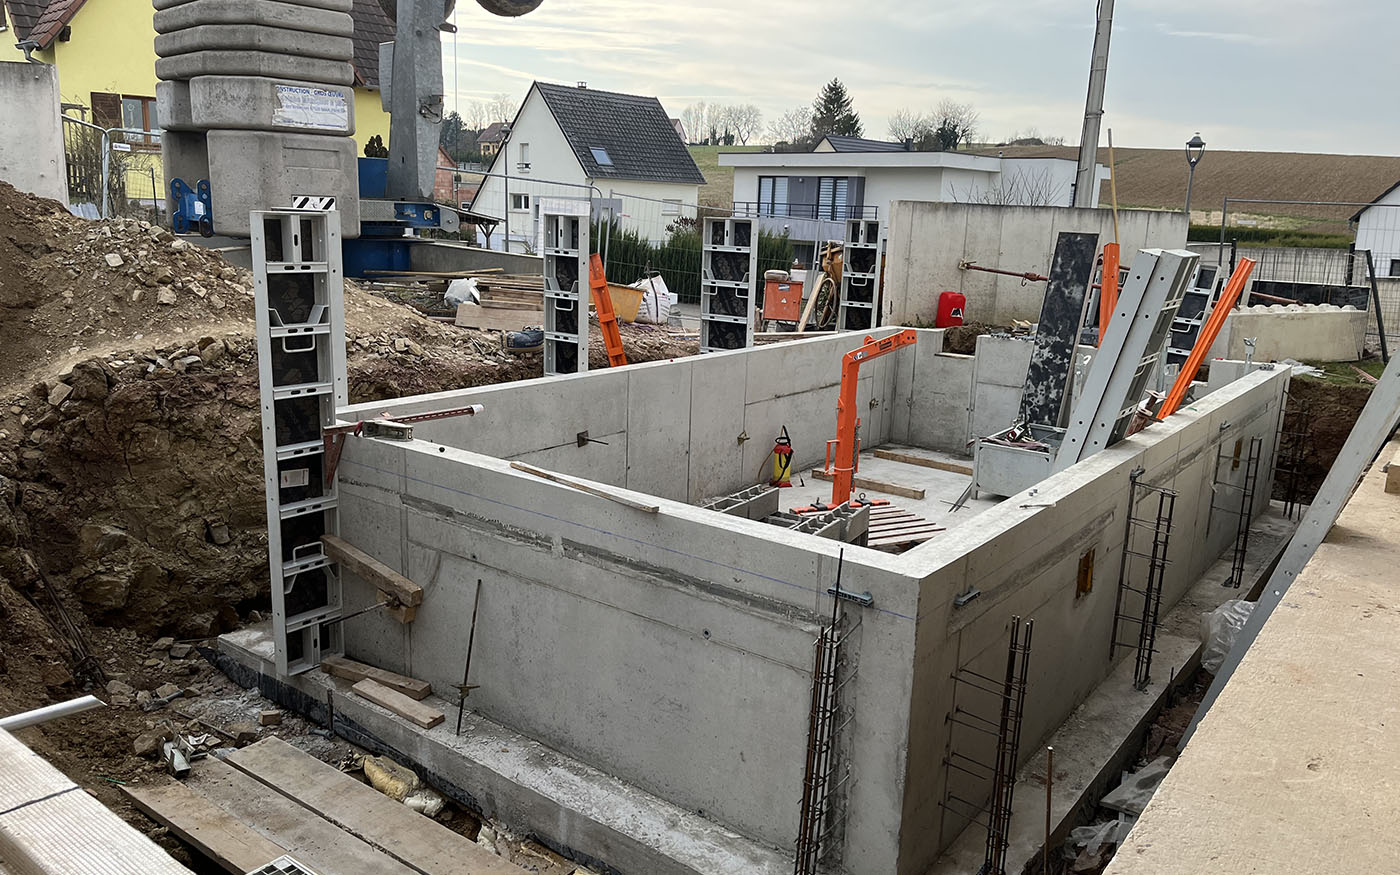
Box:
(272, 85), (350, 132)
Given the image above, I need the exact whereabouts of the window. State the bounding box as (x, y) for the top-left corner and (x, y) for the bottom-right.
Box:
(120, 95), (159, 148)
(510, 193), (530, 212)
(662, 199), (681, 217)
(590, 147), (613, 166)
(1390, 258), (1400, 278)
(517, 142), (530, 172)
(758, 176), (790, 217)
(817, 177), (850, 221)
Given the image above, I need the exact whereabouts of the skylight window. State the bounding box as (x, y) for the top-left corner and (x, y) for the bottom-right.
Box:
(590, 147), (613, 166)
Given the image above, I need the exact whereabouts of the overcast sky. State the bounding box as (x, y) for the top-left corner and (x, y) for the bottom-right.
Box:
(443, 0), (1399, 154)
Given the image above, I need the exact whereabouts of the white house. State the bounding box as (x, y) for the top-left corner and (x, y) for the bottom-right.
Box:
(470, 82), (705, 251)
(719, 136), (1104, 262)
(1353, 180), (1400, 278)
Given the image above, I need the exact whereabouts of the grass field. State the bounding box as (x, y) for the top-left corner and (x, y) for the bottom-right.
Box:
(689, 145), (763, 207)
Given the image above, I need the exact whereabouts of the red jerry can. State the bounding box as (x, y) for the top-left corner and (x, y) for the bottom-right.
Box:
(936, 291), (966, 328)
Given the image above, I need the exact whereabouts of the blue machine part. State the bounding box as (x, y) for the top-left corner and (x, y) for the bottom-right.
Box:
(170, 178), (214, 237)
(358, 157), (389, 198)
(342, 237), (413, 279)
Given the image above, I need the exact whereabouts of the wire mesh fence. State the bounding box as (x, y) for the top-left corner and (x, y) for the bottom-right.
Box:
(60, 114), (166, 223)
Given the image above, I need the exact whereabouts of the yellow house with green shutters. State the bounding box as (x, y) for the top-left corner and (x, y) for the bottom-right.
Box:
(1, 0), (393, 200)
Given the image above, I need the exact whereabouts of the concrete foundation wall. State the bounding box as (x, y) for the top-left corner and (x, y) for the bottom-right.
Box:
(893, 367), (1288, 873)
(341, 329), (911, 505)
(0, 63), (66, 203)
(884, 202), (1187, 325)
(1217, 304), (1367, 362)
(335, 436), (924, 868)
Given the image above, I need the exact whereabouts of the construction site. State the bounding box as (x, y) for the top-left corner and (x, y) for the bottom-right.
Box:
(2, 1), (1399, 875)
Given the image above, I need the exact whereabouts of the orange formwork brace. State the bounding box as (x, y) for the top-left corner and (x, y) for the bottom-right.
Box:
(1158, 257), (1257, 419)
(1098, 243), (1120, 346)
(825, 329), (919, 506)
(588, 253), (628, 368)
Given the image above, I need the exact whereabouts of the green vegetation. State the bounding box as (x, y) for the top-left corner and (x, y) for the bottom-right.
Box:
(1187, 224), (1355, 249)
(689, 145), (763, 208)
(593, 217), (793, 304)
(1294, 359), (1385, 386)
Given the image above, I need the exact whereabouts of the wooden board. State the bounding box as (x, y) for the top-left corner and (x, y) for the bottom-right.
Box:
(227, 739), (521, 875)
(183, 758), (419, 875)
(511, 462), (660, 513)
(872, 448), (974, 477)
(352, 678), (445, 728)
(477, 299), (543, 311)
(321, 535), (423, 608)
(454, 303), (543, 331)
(320, 655), (431, 701)
(808, 469), (926, 500)
(123, 781), (287, 874)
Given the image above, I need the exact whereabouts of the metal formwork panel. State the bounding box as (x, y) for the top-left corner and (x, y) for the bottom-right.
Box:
(700, 217), (758, 352)
(837, 218), (880, 333)
(252, 210), (347, 676)
(540, 200), (591, 376)
(1018, 232), (1099, 428)
(1055, 248), (1196, 472)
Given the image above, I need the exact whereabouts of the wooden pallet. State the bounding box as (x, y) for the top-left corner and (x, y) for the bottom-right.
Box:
(866, 505), (944, 551)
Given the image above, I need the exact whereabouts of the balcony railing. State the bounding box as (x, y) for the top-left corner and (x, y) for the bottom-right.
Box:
(732, 202), (879, 222)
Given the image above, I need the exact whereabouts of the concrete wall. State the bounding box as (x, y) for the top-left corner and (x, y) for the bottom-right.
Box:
(1216, 304), (1367, 362)
(0, 63), (66, 202)
(341, 329), (910, 506)
(893, 367), (1289, 874)
(884, 202), (1187, 325)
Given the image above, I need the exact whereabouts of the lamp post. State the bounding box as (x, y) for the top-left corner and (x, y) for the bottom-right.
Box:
(1184, 132), (1206, 221)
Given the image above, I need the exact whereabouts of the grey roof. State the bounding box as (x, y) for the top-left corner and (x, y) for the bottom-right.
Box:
(349, 0), (394, 88)
(477, 121), (510, 143)
(3, 0), (48, 40)
(821, 135), (909, 153)
(534, 81), (705, 185)
(1353, 179), (1400, 222)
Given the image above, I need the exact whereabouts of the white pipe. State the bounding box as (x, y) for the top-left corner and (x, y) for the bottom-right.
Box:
(0, 696), (105, 731)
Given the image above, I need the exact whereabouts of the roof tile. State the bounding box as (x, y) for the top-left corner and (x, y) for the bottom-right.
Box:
(534, 81), (705, 185)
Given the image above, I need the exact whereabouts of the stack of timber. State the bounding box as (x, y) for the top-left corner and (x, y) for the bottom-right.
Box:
(457, 272), (546, 331)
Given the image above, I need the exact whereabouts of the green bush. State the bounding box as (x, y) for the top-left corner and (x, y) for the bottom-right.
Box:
(592, 219), (793, 304)
(1188, 224), (1354, 250)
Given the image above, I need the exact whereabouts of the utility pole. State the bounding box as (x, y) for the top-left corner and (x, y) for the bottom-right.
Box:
(1073, 0), (1114, 208)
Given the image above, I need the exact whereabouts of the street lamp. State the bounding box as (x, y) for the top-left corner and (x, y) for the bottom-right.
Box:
(1184, 132), (1206, 221)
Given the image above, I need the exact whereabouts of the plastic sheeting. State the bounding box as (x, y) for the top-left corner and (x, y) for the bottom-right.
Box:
(1201, 599), (1256, 674)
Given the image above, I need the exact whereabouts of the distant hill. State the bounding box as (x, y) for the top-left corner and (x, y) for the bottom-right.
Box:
(689, 145), (763, 208)
(976, 145), (1400, 234)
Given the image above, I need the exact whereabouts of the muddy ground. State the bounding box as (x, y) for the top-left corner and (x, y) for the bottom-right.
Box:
(0, 180), (689, 870)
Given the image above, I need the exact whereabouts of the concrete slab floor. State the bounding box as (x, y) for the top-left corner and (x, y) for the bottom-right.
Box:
(929, 506), (1299, 875)
(778, 446), (997, 533)
(1103, 443), (1400, 875)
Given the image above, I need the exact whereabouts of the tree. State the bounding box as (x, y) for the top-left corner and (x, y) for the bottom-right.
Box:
(930, 98), (979, 151)
(441, 110), (466, 152)
(768, 106), (813, 150)
(730, 104), (763, 145)
(887, 108), (927, 143)
(461, 99), (488, 133)
(488, 92), (518, 123)
(680, 102), (707, 145)
(810, 79), (862, 141)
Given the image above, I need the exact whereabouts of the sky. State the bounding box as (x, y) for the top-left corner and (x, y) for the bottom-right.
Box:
(441, 0), (1400, 155)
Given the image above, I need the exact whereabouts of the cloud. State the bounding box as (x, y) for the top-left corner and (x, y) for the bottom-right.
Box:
(1157, 26), (1275, 45)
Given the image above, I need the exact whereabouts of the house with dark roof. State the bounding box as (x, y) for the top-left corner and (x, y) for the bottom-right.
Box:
(476, 121), (511, 157)
(471, 81), (705, 251)
(1, 0), (394, 153)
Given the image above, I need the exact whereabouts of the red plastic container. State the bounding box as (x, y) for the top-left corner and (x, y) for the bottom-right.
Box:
(936, 291), (966, 328)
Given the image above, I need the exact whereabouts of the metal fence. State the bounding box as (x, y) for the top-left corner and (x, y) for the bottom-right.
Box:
(60, 113), (165, 223)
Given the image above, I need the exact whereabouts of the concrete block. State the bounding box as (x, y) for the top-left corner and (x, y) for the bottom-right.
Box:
(154, 0), (354, 37)
(156, 51), (354, 86)
(188, 76), (355, 135)
(155, 80), (194, 132)
(206, 130), (359, 238)
(155, 24), (354, 62)
(0, 61), (65, 203)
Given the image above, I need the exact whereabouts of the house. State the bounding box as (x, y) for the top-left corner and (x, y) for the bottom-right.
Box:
(433, 144), (463, 206)
(1, 0), (394, 178)
(1353, 180), (1400, 278)
(670, 117), (687, 144)
(476, 121), (511, 157)
(720, 139), (1101, 264)
(471, 81), (705, 252)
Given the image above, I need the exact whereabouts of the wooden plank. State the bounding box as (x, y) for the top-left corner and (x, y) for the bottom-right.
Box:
(870, 523), (944, 537)
(352, 678), (445, 729)
(454, 303), (543, 331)
(320, 655), (431, 701)
(477, 299), (543, 311)
(184, 758), (419, 875)
(511, 462), (660, 513)
(869, 531), (941, 547)
(872, 448), (974, 476)
(123, 781), (286, 874)
(227, 739), (521, 875)
(808, 469), (926, 500)
(321, 534), (423, 608)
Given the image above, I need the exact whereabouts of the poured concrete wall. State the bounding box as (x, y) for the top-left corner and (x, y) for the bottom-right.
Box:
(0, 63), (66, 203)
(893, 367), (1288, 873)
(884, 202), (1186, 325)
(1216, 304), (1367, 362)
(341, 329), (910, 505)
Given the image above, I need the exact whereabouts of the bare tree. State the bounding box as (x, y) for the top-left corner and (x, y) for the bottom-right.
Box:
(730, 104), (763, 145)
(461, 99), (487, 133)
(707, 103), (733, 145)
(932, 98), (979, 150)
(768, 106), (813, 147)
(488, 92), (519, 123)
(950, 167), (1068, 207)
(680, 102), (707, 145)
(887, 108), (929, 142)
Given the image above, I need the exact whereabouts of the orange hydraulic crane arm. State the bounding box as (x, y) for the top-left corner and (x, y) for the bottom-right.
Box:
(829, 329), (919, 505)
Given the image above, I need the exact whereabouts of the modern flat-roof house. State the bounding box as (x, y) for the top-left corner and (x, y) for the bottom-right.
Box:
(471, 81), (705, 252)
(720, 137), (1102, 262)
